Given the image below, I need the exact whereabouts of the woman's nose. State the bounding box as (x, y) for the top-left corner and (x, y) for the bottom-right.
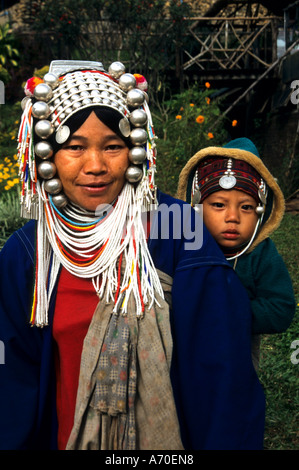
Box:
(83, 149), (107, 174)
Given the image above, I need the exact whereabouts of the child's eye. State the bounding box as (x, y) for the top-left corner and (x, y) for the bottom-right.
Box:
(211, 202), (224, 208)
(242, 204), (255, 211)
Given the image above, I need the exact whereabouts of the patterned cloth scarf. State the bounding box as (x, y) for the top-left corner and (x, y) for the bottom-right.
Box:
(66, 270), (184, 450)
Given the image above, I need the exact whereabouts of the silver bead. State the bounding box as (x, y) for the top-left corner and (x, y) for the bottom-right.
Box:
(52, 193), (68, 208)
(32, 101), (51, 119)
(129, 147), (147, 164)
(118, 73), (136, 92)
(130, 108), (148, 127)
(130, 128), (148, 145)
(35, 120), (54, 139)
(125, 165), (143, 183)
(21, 96), (31, 110)
(44, 178), (63, 195)
(43, 72), (59, 89)
(34, 141), (53, 159)
(33, 83), (53, 102)
(255, 205), (265, 215)
(108, 61), (126, 79)
(127, 88), (145, 107)
(38, 161), (56, 179)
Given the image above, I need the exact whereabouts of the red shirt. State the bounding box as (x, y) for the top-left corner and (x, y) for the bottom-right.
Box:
(53, 267), (99, 450)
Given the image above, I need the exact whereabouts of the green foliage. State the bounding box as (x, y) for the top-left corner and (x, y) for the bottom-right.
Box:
(260, 213), (299, 450)
(0, 23), (19, 69)
(153, 83), (228, 195)
(0, 188), (24, 249)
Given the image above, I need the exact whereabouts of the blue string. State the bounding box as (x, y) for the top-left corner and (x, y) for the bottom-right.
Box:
(49, 195), (109, 227)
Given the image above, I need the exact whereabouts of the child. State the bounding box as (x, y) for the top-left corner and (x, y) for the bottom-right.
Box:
(177, 137), (296, 369)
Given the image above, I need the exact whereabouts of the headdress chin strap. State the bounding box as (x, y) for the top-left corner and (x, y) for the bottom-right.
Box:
(17, 60), (158, 220)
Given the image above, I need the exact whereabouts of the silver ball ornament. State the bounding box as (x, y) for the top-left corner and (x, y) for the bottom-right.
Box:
(108, 62), (126, 79)
(125, 165), (143, 183)
(35, 120), (54, 139)
(44, 178), (63, 195)
(255, 205), (265, 216)
(130, 108), (148, 127)
(129, 147), (147, 164)
(38, 161), (56, 179)
(118, 73), (136, 92)
(32, 101), (51, 119)
(35, 141), (53, 159)
(21, 96), (31, 111)
(43, 72), (59, 89)
(33, 83), (53, 102)
(52, 193), (68, 209)
(127, 88), (145, 107)
(130, 128), (148, 145)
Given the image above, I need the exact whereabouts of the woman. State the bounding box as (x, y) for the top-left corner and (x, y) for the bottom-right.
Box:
(0, 60), (265, 450)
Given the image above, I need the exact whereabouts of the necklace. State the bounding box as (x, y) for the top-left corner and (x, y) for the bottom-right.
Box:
(30, 182), (163, 326)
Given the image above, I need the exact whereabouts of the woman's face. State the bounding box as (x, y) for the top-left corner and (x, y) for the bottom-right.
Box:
(54, 112), (130, 211)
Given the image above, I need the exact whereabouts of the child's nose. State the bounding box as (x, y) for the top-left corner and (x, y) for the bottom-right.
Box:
(225, 207), (240, 223)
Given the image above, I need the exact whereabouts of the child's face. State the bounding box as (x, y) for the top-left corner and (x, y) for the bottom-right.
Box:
(202, 189), (259, 250)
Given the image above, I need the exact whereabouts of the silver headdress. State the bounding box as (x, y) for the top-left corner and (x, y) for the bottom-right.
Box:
(17, 60), (157, 218)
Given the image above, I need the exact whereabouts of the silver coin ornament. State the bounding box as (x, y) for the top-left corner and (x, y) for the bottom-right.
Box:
(192, 189), (201, 205)
(52, 193), (68, 209)
(35, 141), (53, 160)
(38, 161), (56, 179)
(32, 101), (51, 119)
(258, 189), (267, 205)
(33, 83), (53, 102)
(35, 120), (54, 139)
(55, 125), (70, 144)
(129, 147), (147, 164)
(130, 128), (148, 145)
(119, 117), (131, 138)
(130, 108), (148, 127)
(125, 165), (143, 183)
(219, 174), (237, 189)
(44, 178), (63, 195)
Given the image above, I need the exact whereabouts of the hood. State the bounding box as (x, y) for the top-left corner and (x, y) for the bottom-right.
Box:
(177, 138), (285, 253)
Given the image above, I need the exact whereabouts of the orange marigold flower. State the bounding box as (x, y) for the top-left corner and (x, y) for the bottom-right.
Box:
(196, 115), (205, 124)
(205, 82), (211, 89)
(207, 132), (214, 139)
(189, 103), (195, 107)
(232, 120), (238, 127)
(176, 115), (182, 120)
(205, 97), (210, 104)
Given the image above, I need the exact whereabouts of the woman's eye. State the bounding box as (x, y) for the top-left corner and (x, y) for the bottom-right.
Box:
(105, 144), (124, 151)
(63, 144), (83, 151)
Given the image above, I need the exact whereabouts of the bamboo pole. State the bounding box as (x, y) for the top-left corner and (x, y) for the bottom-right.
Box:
(212, 39), (299, 129)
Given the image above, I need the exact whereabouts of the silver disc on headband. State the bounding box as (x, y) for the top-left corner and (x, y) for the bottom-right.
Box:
(56, 125), (70, 144)
(219, 175), (236, 189)
(258, 189), (267, 205)
(192, 189), (201, 205)
(119, 117), (131, 137)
